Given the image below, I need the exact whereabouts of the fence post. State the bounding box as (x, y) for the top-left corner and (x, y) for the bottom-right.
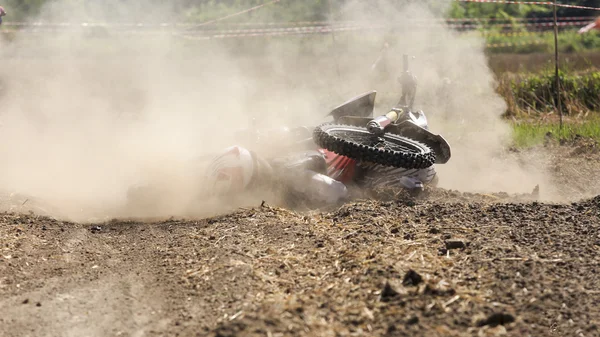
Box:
(554, 0), (563, 130)
(328, 0), (342, 82)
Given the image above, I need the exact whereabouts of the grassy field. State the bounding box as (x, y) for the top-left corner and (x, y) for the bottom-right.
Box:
(511, 117), (600, 147)
(503, 70), (600, 148)
(497, 61), (600, 148)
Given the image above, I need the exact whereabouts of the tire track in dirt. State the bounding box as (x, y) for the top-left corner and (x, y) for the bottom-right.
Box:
(0, 217), (181, 337)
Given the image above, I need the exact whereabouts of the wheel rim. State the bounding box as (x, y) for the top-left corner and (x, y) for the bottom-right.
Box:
(325, 126), (424, 154)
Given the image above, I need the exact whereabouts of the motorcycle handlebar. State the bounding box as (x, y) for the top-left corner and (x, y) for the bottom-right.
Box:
(366, 108), (402, 135)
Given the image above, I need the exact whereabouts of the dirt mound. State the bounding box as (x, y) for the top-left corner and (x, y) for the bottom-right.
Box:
(576, 194), (600, 208)
(1, 194), (599, 337)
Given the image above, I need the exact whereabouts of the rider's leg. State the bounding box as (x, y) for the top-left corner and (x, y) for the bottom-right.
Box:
(272, 151), (348, 204)
(205, 146), (348, 204)
(283, 170), (349, 204)
(397, 165), (437, 190)
(357, 163), (438, 192)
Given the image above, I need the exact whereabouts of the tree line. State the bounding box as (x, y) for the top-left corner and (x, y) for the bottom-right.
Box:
(1, 0), (598, 23)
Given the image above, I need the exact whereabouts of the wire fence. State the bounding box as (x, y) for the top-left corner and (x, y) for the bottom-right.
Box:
(1, 0), (598, 36)
(0, 19), (594, 42)
(0, 17), (596, 30)
(455, 0), (600, 11)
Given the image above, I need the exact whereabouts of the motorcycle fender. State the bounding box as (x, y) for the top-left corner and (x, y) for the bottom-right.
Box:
(389, 121), (452, 164)
(327, 91), (376, 122)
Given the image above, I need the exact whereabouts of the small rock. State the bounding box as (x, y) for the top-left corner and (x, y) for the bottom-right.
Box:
(428, 227), (441, 234)
(380, 281), (399, 301)
(476, 313), (515, 327)
(402, 269), (423, 286)
(445, 239), (469, 250)
(406, 316), (419, 325)
(36, 302), (42, 307)
(90, 226), (102, 233)
(422, 284), (456, 296)
(22, 299), (29, 304)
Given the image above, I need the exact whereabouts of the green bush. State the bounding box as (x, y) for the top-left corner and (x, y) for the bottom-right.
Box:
(500, 69), (600, 116)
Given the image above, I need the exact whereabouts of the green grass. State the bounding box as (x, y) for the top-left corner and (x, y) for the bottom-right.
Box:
(511, 118), (600, 148)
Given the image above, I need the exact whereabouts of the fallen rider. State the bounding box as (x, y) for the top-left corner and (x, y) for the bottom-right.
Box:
(204, 145), (437, 206)
(204, 56), (446, 207)
(204, 115), (438, 207)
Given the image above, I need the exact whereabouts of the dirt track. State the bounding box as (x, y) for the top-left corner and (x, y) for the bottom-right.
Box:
(1, 140), (600, 337)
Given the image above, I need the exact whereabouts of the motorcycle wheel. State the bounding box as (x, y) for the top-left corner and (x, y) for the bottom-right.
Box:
(313, 123), (435, 169)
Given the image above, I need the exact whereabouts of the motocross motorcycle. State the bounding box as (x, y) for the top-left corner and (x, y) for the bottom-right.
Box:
(235, 54), (451, 169)
(126, 54), (451, 210)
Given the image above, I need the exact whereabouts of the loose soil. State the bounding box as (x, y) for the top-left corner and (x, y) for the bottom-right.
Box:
(1, 139), (600, 337)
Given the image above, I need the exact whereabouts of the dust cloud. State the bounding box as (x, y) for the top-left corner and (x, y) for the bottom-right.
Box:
(0, 0), (553, 221)
(333, 0), (552, 198)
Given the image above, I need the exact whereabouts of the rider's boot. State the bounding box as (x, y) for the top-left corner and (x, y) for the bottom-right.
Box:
(399, 165), (438, 195)
(284, 170), (349, 205)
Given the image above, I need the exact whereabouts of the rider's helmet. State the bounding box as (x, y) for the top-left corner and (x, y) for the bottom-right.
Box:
(204, 146), (255, 196)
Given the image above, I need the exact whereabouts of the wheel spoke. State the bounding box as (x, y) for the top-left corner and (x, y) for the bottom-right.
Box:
(314, 123), (435, 169)
(330, 128), (420, 154)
